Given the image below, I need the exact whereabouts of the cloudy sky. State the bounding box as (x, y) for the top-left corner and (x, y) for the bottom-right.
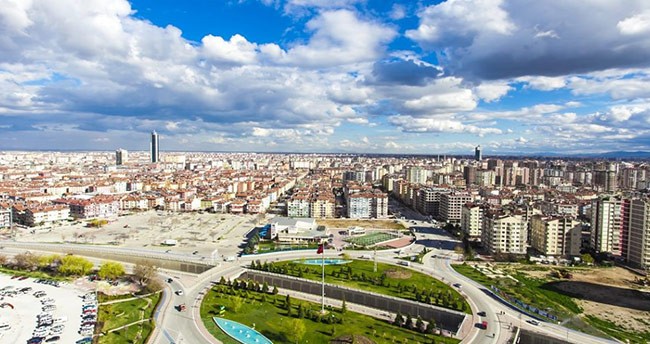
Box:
(2, 0), (650, 155)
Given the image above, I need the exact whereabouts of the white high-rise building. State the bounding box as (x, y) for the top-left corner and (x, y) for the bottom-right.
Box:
(461, 204), (483, 239)
(115, 149), (128, 165)
(482, 214), (528, 255)
(590, 196), (626, 257)
(531, 215), (581, 257)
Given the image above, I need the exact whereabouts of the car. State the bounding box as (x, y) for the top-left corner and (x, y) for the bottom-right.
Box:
(526, 319), (540, 326)
(175, 290), (184, 296)
(75, 338), (92, 344)
(452, 283), (462, 288)
(192, 250), (199, 255)
(477, 311), (486, 317)
(167, 278), (173, 283)
(27, 337), (44, 344)
(45, 336), (60, 342)
(478, 321), (488, 330)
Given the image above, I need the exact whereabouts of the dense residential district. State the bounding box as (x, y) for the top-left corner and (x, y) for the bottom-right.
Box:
(1, 147), (649, 270)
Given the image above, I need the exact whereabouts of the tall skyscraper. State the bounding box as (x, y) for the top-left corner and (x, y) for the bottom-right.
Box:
(115, 149), (128, 165)
(474, 145), (482, 161)
(628, 198), (650, 270)
(150, 130), (159, 163)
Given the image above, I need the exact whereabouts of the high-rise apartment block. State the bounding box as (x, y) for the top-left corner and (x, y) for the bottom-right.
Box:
(482, 213), (528, 255)
(150, 130), (159, 163)
(440, 193), (474, 223)
(461, 203), (483, 239)
(627, 199), (650, 270)
(115, 149), (128, 165)
(590, 196), (627, 257)
(531, 215), (581, 257)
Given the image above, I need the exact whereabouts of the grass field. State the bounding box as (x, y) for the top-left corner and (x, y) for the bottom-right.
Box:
(584, 315), (650, 343)
(452, 264), (579, 319)
(318, 219), (406, 230)
(255, 259), (470, 313)
(97, 292), (161, 344)
(200, 284), (460, 344)
(345, 232), (398, 246)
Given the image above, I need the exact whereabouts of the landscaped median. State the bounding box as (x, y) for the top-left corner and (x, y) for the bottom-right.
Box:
(249, 258), (470, 314)
(200, 279), (460, 344)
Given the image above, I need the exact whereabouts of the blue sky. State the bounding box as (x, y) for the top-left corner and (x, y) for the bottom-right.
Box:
(1, 0), (650, 154)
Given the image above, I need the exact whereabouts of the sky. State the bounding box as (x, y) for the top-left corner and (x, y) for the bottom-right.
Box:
(2, 1), (650, 155)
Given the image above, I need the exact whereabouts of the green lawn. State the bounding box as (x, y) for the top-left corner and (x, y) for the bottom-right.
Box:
(252, 259), (470, 313)
(345, 232), (399, 246)
(452, 264), (579, 320)
(201, 284), (459, 344)
(0, 267), (72, 281)
(584, 315), (650, 343)
(97, 293), (161, 344)
(97, 321), (154, 344)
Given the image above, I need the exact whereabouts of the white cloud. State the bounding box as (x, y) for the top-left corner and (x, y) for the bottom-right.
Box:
(618, 10), (650, 35)
(201, 34), (259, 65)
(518, 76), (567, 91)
(389, 115), (502, 136)
(475, 82), (512, 102)
(389, 4), (406, 20)
(408, 1), (650, 79)
(405, 0), (515, 47)
(281, 10), (397, 67)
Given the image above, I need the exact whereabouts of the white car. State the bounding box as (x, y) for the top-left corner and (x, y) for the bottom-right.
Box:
(175, 290), (184, 296)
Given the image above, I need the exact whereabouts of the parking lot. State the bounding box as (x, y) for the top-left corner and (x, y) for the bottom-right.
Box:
(0, 273), (91, 344)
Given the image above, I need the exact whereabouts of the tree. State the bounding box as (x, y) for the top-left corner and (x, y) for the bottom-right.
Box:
(393, 312), (404, 327)
(285, 294), (292, 313)
(0, 254), (7, 267)
(38, 254), (61, 270)
(132, 261), (158, 287)
(287, 319), (306, 344)
(230, 296), (243, 313)
(58, 255), (94, 276)
(272, 286), (279, 295)
(581, 253), (594, 265)
(98, 261), (126, 280)
(13, 252), (41, 271)
(341, 297), (347, 314)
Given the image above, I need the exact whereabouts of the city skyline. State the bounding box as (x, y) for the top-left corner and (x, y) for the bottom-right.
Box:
(2, 1), (650, 155)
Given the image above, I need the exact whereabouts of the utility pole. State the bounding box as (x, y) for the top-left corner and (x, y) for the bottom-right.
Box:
(373, 247), (377, 273)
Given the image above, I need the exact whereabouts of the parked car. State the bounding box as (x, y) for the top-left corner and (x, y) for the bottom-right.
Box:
(45, 336), (60, 342)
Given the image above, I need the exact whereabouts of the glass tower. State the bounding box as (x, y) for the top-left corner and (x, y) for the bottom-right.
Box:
(150, 130), (159, 163)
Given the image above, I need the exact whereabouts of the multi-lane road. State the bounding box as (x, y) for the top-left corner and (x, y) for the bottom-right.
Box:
(2, 215), (620, 344)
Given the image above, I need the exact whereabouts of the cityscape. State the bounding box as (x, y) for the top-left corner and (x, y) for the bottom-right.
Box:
(1, 1), (650, 344)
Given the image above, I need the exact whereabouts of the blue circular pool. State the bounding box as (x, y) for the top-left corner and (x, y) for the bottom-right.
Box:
(297, 259), (352, 265)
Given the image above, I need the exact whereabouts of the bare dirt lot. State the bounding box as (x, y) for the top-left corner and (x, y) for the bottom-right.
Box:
(521, 266), (650, 332)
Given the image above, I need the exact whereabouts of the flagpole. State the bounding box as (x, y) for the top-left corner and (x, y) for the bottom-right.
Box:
(321, 240), (325, 313)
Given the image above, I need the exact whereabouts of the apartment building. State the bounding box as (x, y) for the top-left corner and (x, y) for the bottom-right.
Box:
(461, 203), (483, 240)
(12, 202), (70, 227)
(482, 213), (528, 255)
(440, 193), (474, 223)
(590, 196), (627, 257)
(628, 198), (650, 270)
(530, 215), (581, 257)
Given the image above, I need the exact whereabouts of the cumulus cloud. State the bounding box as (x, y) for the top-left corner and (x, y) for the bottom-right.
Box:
(389, 115), (502, 136)
(408, 0), (650, 79)
(475, 82), (512, 102)
(280, 10), (397, 67)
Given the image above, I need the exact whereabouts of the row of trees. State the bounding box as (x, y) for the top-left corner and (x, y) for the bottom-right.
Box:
(0, 252), (161, 293)
(393, 312), (439, 335)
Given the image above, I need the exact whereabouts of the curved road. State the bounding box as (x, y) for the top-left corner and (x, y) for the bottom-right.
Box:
(2, 219), (620, 344)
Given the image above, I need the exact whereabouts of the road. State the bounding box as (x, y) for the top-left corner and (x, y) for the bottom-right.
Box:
(1, 216), (620, 344)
